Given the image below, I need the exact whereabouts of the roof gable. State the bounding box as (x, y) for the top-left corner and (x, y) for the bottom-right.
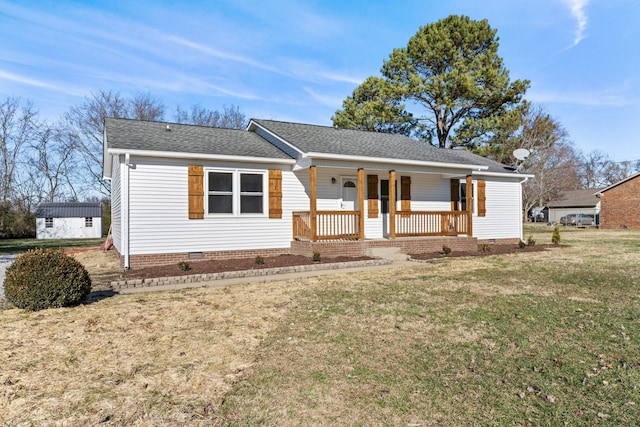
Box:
(597, 171), (640, 194)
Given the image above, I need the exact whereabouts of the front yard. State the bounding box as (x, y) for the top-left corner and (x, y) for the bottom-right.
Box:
(1, 226), (639, 425)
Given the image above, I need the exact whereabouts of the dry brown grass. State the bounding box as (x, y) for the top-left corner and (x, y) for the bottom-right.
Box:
(70, 249), (122, 289)
(0, 278), (310, 426)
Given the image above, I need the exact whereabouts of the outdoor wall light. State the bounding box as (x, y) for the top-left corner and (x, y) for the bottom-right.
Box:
(331, 177), (336, 184)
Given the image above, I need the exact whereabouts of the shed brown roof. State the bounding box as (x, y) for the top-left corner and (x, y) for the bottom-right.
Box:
(547, 189), (602, 208)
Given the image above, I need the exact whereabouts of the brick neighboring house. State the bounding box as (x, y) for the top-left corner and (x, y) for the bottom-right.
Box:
(596, 171), (640, 229)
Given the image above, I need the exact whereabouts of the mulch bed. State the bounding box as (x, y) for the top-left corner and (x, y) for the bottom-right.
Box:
(409, 243), (554, 260)
(123, 254), (374, 280)
(120, 244), (560, 281)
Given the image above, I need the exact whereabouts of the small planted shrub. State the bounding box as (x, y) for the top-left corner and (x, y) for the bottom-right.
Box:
(518, 240), (527, 249)
(177, 261), (191, 271)
(527, 235), (536, 246)
(552, 225), (561, 245)
(255, 255), (265, 265)
(481, 243), (492, 252)
(312, 251), (321, 262)
(442, 245), (452, 255)
(4, 248), (92, 311)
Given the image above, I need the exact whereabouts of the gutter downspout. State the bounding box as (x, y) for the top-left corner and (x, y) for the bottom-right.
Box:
(519, 176), (529, 242)
(123, 153), (130, 269)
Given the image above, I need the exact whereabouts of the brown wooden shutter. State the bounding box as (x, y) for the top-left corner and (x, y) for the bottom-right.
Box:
(401, 176), (411, 211)
(367, 174), (379, 218)
(268, 169), (282, 218)
(188, 165), (204, 219)
(477, 179), (486, 217)
(450, 179), (460, 211)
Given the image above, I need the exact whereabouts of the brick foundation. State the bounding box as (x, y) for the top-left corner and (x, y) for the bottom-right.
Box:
(121, 247), (290, 270)
(290, 236), (480, 258)
(118, 237), (521, 270)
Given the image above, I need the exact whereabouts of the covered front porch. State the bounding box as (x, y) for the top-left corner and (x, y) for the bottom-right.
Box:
(291, 166), (475, 242)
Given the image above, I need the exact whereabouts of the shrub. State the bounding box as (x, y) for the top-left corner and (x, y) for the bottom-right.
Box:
(177, 261), (191, 271)
(4, 248), (92, 311)
(481, 243), (492, 252)
(552, 226), (561, 245)
(527, 235), (536, 246)
(442, 245), (452, 255)
(255, 255), (264, 265)
(312, 251), (321, 262)
(518, 240), (527, 249)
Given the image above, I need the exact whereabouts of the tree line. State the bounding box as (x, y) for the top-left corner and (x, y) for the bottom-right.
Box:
(332, 15), (639, 217)
(0, 93), (245, 238)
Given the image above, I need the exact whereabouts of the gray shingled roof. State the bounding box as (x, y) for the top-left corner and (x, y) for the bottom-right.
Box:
(251, 119), (516, 173)
(105, 118), (292, 160)
(547, 189), (602, 208)
(36, 202), (102, 218)
(105, 118), (518, 174)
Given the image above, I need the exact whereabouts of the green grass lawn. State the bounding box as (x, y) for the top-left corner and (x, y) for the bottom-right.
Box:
(0, 237), (104, 254)
(219, 226), (640, 426)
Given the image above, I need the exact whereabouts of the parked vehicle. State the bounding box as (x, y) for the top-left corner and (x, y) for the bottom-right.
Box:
(559, 213), (595, 226)
(528, 206), (548, 222)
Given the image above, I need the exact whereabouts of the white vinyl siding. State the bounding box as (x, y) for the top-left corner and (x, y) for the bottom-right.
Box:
(472, 178), (523, 240)
(117, 156), (524, 256)
(126, 158), (307, 255)
(110, 155), (122, 252)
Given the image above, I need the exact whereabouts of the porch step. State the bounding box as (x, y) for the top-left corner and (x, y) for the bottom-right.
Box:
(367, 247), (409, 261)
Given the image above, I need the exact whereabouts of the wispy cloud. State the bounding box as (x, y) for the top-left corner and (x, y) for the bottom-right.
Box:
(563, 0), (589, 46)
(303, 87), (346, 108)
(529, 88), (637, 107)
(160, 35), (279, 73)
(0, 69), (57, 89)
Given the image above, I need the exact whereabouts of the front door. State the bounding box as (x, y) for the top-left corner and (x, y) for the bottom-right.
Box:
(341, 177), (358, 210)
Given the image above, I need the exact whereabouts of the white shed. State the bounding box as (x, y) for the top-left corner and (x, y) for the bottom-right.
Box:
(36, 202), (102, 239)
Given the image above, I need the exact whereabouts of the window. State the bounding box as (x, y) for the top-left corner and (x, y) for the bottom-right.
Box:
(460, 182), (472, 212)
(45, 217), (53, 228)
(240, 173), (263, 213)
(85, 217), (93, 227)
(208, 172), (233, 214)
(451, 179), (486, 217)
(207, 170), (265, 215)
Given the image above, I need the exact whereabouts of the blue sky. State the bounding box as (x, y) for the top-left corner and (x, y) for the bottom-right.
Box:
(1, 0), (639, 162)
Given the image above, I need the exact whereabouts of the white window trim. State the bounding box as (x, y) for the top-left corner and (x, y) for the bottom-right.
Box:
(205, 168), (267, 217)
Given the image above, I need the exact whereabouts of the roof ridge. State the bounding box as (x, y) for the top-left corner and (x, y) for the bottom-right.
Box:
(252, 118), (419, 138)
(105, 117), (248, 132)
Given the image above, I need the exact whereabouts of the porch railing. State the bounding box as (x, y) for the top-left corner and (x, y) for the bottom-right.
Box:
(293, 210), (470, 241)
(394, 210), (471, 237)
(293, 210), (361, 241)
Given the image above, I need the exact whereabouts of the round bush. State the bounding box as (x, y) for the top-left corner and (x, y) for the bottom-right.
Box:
(4, 248), (92, 311)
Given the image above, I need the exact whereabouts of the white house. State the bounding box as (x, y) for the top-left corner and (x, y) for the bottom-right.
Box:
(103, 118), (531, 269)
(36, 202), (102, 239)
